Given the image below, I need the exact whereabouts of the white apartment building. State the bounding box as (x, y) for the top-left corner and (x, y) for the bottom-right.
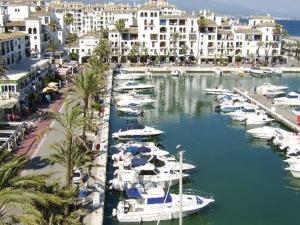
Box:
(45, 0), (283, 64)
(0, 32), (31, 67)
(69, 33), (101, 63)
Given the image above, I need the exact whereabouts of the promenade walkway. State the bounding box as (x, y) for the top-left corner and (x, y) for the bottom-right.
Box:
(15, 93), (65, 158)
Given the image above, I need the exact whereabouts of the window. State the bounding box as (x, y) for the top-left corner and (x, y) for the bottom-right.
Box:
(28, 28), (32, 34)
(81, 49), (84, 52)
(33, 28), (37, 34)
(34, 36), (37, 40)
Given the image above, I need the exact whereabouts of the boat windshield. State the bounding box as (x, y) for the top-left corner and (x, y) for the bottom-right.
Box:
(120, 123), (145, 131)
(146, 194), (172, 204)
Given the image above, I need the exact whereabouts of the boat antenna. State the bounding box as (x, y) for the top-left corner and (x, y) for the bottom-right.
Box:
(176, 144), (184, 225)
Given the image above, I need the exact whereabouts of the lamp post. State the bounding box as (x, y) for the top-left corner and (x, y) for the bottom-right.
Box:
(176, 144), (184, 225)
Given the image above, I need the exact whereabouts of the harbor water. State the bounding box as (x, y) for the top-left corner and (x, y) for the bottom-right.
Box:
(105, 74), (300, 225)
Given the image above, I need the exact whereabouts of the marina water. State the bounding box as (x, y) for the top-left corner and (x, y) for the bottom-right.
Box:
(105, 74), (300, 225)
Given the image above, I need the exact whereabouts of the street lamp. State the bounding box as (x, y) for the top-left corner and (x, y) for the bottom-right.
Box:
(176, 144), (184, 225)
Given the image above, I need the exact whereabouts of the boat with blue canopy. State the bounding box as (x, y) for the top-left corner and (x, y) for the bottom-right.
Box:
(112, 186), (214, 223)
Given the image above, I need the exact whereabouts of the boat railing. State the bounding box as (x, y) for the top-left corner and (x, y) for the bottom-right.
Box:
(183, 188), (215, 199)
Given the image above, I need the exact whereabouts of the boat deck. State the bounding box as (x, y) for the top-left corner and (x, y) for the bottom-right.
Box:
(234, 87), (300, 133)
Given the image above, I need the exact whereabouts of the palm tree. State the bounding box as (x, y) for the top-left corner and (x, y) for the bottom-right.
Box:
(256, 41), (264, 64)
(129, 42), (141, 64)
(114, 19), (125, 63)
(49, 19), (58, 42)
(197, 16), (208, 61)
(0, 150), (61, 224)
(50, 106), (85, 187)
(93, 38), (111, 63)
(295, 40), (300, 63)
(170, 31), (181, 62)
(48, 41), (58, 64)
(40, 183), (86, 225)
(48, 139), (94, 186)
(64, 13), (74, 54)
(68, 69), (105, 139)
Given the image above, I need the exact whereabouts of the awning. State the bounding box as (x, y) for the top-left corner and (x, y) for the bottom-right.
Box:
(48, 82), (58, 88)
(0, 99), (18, 109)
(147, 194), (172, 204)
(131, 157), (148, 167)
(43, 87), (57, 93)
(126, 188), (142, 199)
(126, 146), (151, 154)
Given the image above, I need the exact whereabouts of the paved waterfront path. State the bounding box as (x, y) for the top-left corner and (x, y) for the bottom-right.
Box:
(15, 94), (65, 158)
(23, 95), (67, 185)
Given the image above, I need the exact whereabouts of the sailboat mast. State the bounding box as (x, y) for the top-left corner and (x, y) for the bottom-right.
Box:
(179, 150), (183, 225)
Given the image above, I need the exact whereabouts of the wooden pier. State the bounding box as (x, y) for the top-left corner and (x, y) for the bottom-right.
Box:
(234, 87), (300, 133)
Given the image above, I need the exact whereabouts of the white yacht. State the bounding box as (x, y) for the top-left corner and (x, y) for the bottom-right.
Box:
(116, 107), (143, 116)
(112, 145), (169, 162)
(116, 70), (145, 80)
(285, 165), (300, 178)
(109, 164), (188, 191)
(114, 141), (165, 153)
(249, 67), (264, 77)
(113, 155), (196, 171)
(171, 69), (185, 77)
(246, 126), (289, 140)
(227, 105), (259, 121)
(256, 83), (288, 98)
(115, 81), (155, 92)
(112, 124), (163, 140)
(272, 134), (300, 150)
(112, 186), (214, 223)
(244, 113), (274, 126)
(292, 107), (300, 116)
(202, 85), (231, 95)
(216, 100), (253, 113)
(284, 157), (300, 167)
(116, 97), (156, 107)
(273, 92), (300, 106)
(263, 68), (282, 76)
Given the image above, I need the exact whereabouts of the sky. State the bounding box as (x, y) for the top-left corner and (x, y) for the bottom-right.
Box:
(89, 0), (300, 18)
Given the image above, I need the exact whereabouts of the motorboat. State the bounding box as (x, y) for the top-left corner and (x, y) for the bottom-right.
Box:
(273, 92), (300, 106)
(273, 134), (300, 151)
(215, 100), (253, 113)
(109, 164), (188, 191)
(116, 107), (144, 117)
(113, 141), (165, 152)
(256, 83), (288, 98)
(171, 69), (185, 77)
(247, 126), (289, 140)
(244, 113), (274, 126)
(115, 81), (155, 92)
(228, 107), (261, 122)
(292, 107), (300, 116)
(285, 165), (300, 178)
(112, 186), (214, 223)
(112, 145), (169, 161)
(112, 123), (163, 140)
(216, 94), (247, 103)
(284, 156), (300, 167)
(249, 67), (264, 77)
(113, 155), (196, 171)
(263, 68), (282, 76)
(116, 96), (156, 107)
(116, 70), (145, 80)
(202, 85), (231, 95)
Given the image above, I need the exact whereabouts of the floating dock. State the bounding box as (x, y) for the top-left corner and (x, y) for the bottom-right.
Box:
(234, 87), (300, 133)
